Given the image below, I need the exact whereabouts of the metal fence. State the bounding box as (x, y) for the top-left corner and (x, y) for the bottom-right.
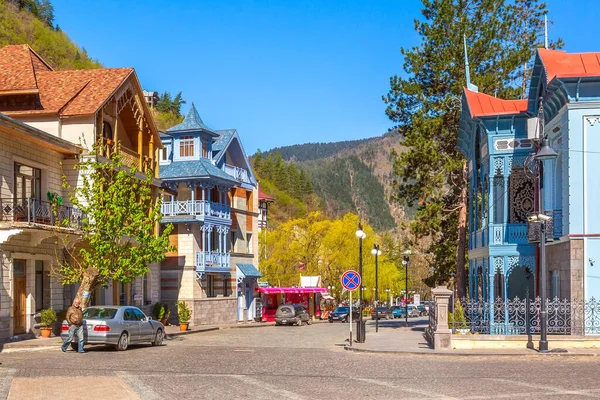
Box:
(448, 297), (600, 336)
(0, 198), (84, 229)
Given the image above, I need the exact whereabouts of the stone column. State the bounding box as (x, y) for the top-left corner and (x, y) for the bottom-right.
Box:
(432, 286), (453, 350)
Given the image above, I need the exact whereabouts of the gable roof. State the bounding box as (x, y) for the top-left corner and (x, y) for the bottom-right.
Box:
(166, 103), (218, 135)
(538, 48), (600, 82)
(0, 44), (134, 117)
(463, 88), (528, 118)
(213, 129), (235, 154)
(258, 187), (275, 202)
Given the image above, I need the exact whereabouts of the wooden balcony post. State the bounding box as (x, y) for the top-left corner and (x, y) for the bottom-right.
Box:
(138, 119), (143, 172)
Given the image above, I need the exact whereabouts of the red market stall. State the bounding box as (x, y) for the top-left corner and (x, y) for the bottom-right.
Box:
(258, 287), (329, 322)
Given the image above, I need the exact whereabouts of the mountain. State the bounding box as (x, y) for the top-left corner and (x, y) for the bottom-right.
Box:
(262, 131), (406, 232)
(0, 0), (101, 70)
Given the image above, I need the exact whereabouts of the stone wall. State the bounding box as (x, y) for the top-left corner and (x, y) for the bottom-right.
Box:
(192, 297), (237, 326)
(546, 238), (584, 302)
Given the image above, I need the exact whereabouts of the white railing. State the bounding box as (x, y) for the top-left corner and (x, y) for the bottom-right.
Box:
(196, 251), (230, 270)
(223, 164), (251, 183)
(161, 200), (230, 219)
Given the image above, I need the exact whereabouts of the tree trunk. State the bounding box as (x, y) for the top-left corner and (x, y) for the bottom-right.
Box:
(74, 267), (100, 308)
(455, 161), (468, 299)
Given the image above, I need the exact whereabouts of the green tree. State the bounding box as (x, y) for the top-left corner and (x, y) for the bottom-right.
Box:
(170, 91), (186, 116)
(383, 0), (555, 297)
(55, 142), (174, 308)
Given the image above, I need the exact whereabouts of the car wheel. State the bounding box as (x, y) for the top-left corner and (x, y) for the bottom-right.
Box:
(307, 319), (312, 325)
(296, 319), (302, 326)
(275, 322), (281, 326)
(152, 329), (164, 346)
(115, 332), (129, 351)
(342, 317), (347, 323)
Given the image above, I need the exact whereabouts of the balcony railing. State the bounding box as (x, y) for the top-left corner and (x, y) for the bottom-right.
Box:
(0, 198), (84, 229)
(99, 139), (156, 175)
(223, 163), (251, 184)
(196, 251), (230, 272)
(161, 200), (230, 220)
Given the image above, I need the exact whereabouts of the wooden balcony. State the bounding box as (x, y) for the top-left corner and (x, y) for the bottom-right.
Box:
(98, 139), (156, 175)
(195, 251), (231, 279)
(223, 163), (251, 184)
(161, 200), (231, 221)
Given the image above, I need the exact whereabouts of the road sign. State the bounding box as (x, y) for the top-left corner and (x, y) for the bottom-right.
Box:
(413, 294), (421, 306)
(341, 270), (361, 291)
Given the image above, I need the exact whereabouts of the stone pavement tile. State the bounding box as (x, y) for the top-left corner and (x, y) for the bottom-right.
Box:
(7, 376), (140, 400)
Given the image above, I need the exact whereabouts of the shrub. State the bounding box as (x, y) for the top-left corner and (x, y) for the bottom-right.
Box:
(40, 308), (57, 328)
(153, 302), (165, 320)
(177, 301), (191, 324)
(453, 299), (467, 329)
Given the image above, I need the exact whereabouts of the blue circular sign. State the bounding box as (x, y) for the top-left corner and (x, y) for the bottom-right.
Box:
(341, 270), (361, 291)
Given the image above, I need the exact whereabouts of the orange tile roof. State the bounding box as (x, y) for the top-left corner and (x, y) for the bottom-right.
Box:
(538, 48), (600, 82)
(0, 45), (40, 93)
(463, 88), (528, 118)
(0, 44), (132, 116)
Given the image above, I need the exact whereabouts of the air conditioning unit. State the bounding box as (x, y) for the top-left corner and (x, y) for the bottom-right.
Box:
(527, 117), (540, 140)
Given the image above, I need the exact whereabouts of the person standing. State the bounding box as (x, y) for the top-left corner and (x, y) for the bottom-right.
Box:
(61, 299), (85, 353)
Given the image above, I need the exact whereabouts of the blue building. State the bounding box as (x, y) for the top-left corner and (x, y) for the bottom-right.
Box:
(458, 48), (600, 333)
(159, 104), (262, 326)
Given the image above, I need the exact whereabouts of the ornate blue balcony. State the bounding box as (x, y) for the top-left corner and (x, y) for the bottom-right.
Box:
(161, 200), (230, 222)
(195, 250), (231, 279)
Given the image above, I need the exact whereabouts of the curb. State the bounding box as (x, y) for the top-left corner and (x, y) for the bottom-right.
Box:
(166, 322), (275, 338)
(344, 345), (600, 357)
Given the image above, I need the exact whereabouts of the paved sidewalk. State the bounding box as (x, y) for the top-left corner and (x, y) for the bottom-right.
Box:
(0, 320), (275, 352)
(346, 318), (600, 357)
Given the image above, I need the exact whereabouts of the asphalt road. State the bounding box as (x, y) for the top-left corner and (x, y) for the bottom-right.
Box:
(2, 319), (600, 399)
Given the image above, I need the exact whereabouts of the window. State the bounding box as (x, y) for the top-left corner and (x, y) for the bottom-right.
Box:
(124, 309), (136, 321)
(551, 270), (561, 299)
(35, 261), (44, 312)
(132, 308), (146, 321)
(102, 121), (113, 141)
(201, 138), (209, 158)
(14, 162), (41, 200)
(180, 136), (195, 157)
(207, 275), (216, 298)
(493, 175), (505, 224)
(143, 273), (151, 305)
(223, 275), (229, 297)
(160, 145), (171, 162)
(230, 231), (237, 253)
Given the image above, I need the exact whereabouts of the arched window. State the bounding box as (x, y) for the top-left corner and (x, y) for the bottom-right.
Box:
(102, 121), (113, 141)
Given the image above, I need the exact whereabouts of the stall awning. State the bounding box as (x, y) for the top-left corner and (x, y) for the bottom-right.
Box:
(258, 287), (329, 294)
(236, 264), (262, 278)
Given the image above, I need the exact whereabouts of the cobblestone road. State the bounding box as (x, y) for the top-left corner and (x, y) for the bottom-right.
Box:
(2, 319), (600, 399)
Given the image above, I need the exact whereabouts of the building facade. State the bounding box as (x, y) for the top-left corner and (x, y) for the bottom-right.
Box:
(0, 44), (162, 339)
(159, 105), (261, 326)
(459, 48), (600, 334)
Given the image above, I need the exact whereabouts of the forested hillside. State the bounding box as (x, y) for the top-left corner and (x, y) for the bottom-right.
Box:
(0, 0), (101, 69)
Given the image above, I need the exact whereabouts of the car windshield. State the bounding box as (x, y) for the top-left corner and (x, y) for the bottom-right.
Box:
(391, 306), (400, 310)
(335, 307), (350, 313)
(83, 307), (118, 319)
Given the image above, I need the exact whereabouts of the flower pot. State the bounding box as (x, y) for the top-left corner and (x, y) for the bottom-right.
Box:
(160, 318), (167, 326)
(179, 323), (188, 331)
(40, 327), (52, 338)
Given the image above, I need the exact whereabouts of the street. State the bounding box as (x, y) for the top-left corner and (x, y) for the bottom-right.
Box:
(2, 319), (600, 399)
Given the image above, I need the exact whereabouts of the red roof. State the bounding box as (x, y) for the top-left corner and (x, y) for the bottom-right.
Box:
(464, 88), (528, 118)
(538, 48), (600, 82)
(0, 44), (133, 116)
(258, 187), (275, 202)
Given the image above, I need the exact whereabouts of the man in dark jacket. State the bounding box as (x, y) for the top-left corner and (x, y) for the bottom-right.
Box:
(61, 299), (85, 353)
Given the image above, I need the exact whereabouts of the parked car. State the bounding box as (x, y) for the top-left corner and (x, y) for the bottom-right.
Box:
(275, 304), (312, 326)
(407, 305), (420, 318)
(416, 304), (428, 316)
(370, 306), (391, 320)
(391, 305), (406, 319)
(60, 306), (165, 351)
(328, 306), (360, 323)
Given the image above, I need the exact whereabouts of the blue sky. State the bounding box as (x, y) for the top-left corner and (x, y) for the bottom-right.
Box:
(52, 0), (600, 154)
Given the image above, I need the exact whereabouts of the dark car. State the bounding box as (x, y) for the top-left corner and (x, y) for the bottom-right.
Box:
(370, 306), (391, 320)
(328, 306), (360, 323)
(416, 304), (428, 316)
(275, 304), (312, 326)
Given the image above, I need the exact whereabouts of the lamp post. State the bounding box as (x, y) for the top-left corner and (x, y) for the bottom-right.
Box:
(356, 224), (366, 343)
(532, 136), (558, 352)
(371, 244), (382, 332)
(402, 251), (412, 327)
(525, 267), (534, 350)
(385, 288), (391, 307)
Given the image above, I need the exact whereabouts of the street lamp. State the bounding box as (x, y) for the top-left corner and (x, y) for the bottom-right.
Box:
(385, 288), (391, 307)
(525, 267), (534, 350)
(402, 250), (412, 327)
(371, 244), (382, 332)
(530, 98), (559, 353)
(355, 223), (366, 342)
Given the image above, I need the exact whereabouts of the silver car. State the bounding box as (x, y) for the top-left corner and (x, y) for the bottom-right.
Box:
(61, 306), (165, 351)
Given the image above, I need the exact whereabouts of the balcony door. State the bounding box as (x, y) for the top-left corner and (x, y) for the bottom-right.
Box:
(13, 260), (27, 334)
(14, 163), (41, 201)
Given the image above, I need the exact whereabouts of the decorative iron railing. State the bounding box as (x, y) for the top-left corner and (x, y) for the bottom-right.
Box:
(0, 198), (84, 229)
(425, 302), (437, 345)
(195, 251), (230, 271)
(223, 164), (251, 184)
(161, 200), (231, 219)
(449, 297), (600, 335)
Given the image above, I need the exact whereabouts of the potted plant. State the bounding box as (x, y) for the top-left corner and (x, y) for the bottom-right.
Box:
(40, 308), (57, 338)
(152, 302), (170, 325)
(177, 301), (191, 331)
